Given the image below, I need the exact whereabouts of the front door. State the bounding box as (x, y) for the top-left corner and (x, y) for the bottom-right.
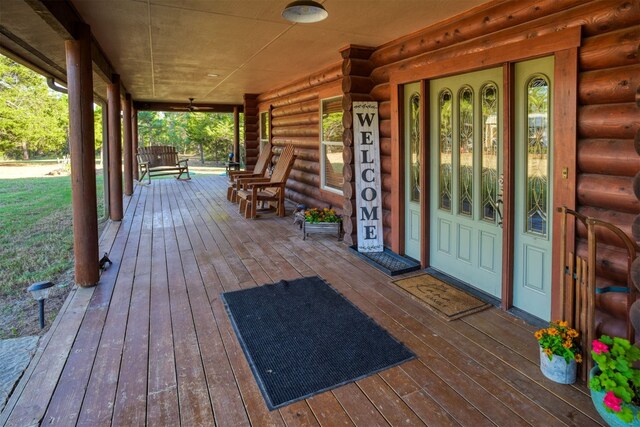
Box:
(429, 67), (503, 298)
(404, 82), (421, 260)
(512, 56), (554, 320)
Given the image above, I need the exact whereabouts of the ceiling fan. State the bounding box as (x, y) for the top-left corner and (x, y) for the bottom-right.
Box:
(170, 98), (216, 112)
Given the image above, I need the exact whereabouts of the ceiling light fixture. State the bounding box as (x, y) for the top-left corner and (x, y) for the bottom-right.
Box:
(207, 73), (219, 78)
(282, 0), (328, 23)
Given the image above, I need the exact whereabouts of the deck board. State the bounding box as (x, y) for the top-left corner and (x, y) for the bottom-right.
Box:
(0, 175), (604, 427)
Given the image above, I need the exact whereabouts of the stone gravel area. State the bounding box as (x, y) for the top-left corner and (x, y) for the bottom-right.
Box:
(0, 336), (39, 413)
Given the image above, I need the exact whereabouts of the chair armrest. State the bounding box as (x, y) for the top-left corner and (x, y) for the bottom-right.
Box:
(237, 177), (270, 186)
(177, 158), (189, 166)
(247, 181), (286, 190)
(229, 171), (260, 180)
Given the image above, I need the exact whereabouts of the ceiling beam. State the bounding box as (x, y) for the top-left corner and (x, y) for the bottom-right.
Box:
(24, 0), (118, 87)
(134, 101), (244, 113)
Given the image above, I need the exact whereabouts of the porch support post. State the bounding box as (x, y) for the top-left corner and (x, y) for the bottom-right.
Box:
(233, 106), (240, 162)
(108, 74), (123, 220)
(132, 107), (139, 181)
(123, 93), (133, 195)
(65, 22), (99, 287)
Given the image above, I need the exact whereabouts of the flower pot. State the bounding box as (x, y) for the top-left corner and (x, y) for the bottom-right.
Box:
(539, 346), (576, 384)
(590, 367), (640, 427)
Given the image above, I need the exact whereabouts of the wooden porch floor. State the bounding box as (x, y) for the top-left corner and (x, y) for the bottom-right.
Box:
(1, 175), (603, 427)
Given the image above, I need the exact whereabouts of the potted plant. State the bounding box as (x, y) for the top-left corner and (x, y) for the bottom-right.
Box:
(534, 320), (582, 384)
(302, 207), (342, 240)
(590, 336), (640, 426)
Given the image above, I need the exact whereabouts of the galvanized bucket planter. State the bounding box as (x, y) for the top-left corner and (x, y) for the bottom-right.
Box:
(539, 346), (577, 384)
(303, 221), (342, 241)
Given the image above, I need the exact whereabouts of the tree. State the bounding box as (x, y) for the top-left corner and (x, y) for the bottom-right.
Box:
(0, 55), (69, 159)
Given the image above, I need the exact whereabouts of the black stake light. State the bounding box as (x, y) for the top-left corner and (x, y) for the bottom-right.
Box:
(27, 281), (54, 329)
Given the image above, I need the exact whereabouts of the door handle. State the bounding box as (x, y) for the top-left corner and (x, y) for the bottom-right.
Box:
(496, 197), (504, 228)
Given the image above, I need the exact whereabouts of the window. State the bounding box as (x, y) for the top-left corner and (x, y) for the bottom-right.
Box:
(260, 111), (269, 152)
(320, 97), (344, 193)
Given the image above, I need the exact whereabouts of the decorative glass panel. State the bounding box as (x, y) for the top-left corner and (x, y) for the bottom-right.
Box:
(525, 76), (549, 236)
(321, 97), (344, 192)
(409, 93), (420, 202)
(458, 86), (473, 217)
(439, 89), (453, 211)
(481, 83), (498, 222)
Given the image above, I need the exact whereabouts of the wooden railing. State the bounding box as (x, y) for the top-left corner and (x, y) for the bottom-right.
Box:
(558, 207), (639, 380)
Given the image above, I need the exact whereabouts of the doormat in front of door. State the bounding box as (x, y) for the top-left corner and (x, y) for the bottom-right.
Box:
(393, 274), (492, 321)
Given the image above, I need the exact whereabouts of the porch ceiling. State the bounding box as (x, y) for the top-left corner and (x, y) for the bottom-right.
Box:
(0, 0), (487, 104)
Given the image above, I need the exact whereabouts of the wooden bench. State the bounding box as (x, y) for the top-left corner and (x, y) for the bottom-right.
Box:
(136, 146), (190, 184)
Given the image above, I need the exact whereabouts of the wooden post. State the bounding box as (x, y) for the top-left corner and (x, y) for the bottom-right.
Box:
(108, 74), (123, 220)
(233, 106), (240, 162)
(65, 23), (99, 287)
(123, 93), (133, 196)
(132, 106), (139, 181)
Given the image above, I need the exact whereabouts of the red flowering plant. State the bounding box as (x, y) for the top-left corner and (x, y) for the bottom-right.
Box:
(590, 335), (640, 423)
(534, 320), (582, 364)
(304, 207), (341, 224)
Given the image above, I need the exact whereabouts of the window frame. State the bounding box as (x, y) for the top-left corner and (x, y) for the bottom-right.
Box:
(259, 110), (269, 152)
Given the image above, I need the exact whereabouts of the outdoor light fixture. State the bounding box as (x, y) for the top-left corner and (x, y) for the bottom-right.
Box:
(282, 0), (328, 23)
(27, 281), (54, 329)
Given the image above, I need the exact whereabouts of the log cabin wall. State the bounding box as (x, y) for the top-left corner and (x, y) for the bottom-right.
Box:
(243, 94), (260, 169)
(255, 62), (343, 209)
(365, 0), (639, 336)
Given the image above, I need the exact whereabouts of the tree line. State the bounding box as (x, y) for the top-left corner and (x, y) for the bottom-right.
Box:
(0, 55), (242, 163)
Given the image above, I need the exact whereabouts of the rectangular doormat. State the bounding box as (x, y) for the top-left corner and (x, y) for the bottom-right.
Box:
(221, 276), (415, 410)
(393, 274), (492, 321)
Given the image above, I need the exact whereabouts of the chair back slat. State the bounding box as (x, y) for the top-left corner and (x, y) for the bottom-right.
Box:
(253, 143), (274, 175)
(270, 145), (295, 183)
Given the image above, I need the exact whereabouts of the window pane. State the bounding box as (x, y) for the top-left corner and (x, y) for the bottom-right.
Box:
(260, 112), (269, 140)
(409, 93), (420, 202)
(458, 86), (473, 217)
(526, 76), (549, 236)
(481, 83), (498, 222)
(322, 98), (343, 142)
(324, 143), (344, 191)
(439, 89), (453, 211)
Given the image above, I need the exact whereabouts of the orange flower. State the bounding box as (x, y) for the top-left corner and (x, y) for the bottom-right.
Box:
(547, 328), (558, 336)
(543, 348), (553, 356)
(557, 320), (568, 327)
(534, 330), (543, 340)
(568, 329), (579, 338)
(575, 354), (583, 363)
(563, 339), (573, 348)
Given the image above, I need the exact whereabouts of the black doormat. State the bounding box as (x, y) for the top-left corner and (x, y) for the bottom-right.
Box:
(349, 245), (421, 276)
(221, 276), (415, 410)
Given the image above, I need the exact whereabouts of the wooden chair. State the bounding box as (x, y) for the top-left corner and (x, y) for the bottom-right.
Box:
(226, 143), (273, 202)
(237, 145), (296, 219)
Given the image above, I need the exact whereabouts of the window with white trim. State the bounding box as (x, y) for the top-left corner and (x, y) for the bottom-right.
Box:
(320, 97), (344, 194)
(260, 111), (269, 152)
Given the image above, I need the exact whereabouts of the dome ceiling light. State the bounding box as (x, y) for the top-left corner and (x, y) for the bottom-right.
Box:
(282, 0), (328, 23)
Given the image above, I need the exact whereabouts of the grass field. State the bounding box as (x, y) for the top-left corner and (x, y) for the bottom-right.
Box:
(0, 171), (104, 338)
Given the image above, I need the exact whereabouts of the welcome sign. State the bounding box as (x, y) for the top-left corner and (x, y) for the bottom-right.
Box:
(353, 102), (384, 253)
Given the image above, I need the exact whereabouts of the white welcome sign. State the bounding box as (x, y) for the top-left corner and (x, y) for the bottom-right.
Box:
(353, 101), (384, 252)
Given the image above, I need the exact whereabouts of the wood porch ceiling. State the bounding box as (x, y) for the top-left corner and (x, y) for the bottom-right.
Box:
(0, 0), (487, 104)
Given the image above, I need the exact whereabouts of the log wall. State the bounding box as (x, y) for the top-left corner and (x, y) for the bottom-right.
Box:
(250, 0), (639, 336)
(253, 62), (343, 210)
(243, 94), (259, 169)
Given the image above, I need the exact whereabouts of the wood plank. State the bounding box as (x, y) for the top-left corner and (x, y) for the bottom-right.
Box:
(146, 184), (180, 426)
(356, 375), (425, 426)
(76, 187), (149, 426)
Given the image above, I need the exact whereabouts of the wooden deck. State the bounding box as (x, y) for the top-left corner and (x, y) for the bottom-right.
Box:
(1, 175), (603, 427)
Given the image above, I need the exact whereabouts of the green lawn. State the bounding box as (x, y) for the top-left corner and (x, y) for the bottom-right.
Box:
(0, 173), (104, 297)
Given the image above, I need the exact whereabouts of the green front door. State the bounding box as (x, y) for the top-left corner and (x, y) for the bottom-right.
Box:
(404, 82), (421, 260)
(429, 67), (503, 298)
(513, 56), (554, 320)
